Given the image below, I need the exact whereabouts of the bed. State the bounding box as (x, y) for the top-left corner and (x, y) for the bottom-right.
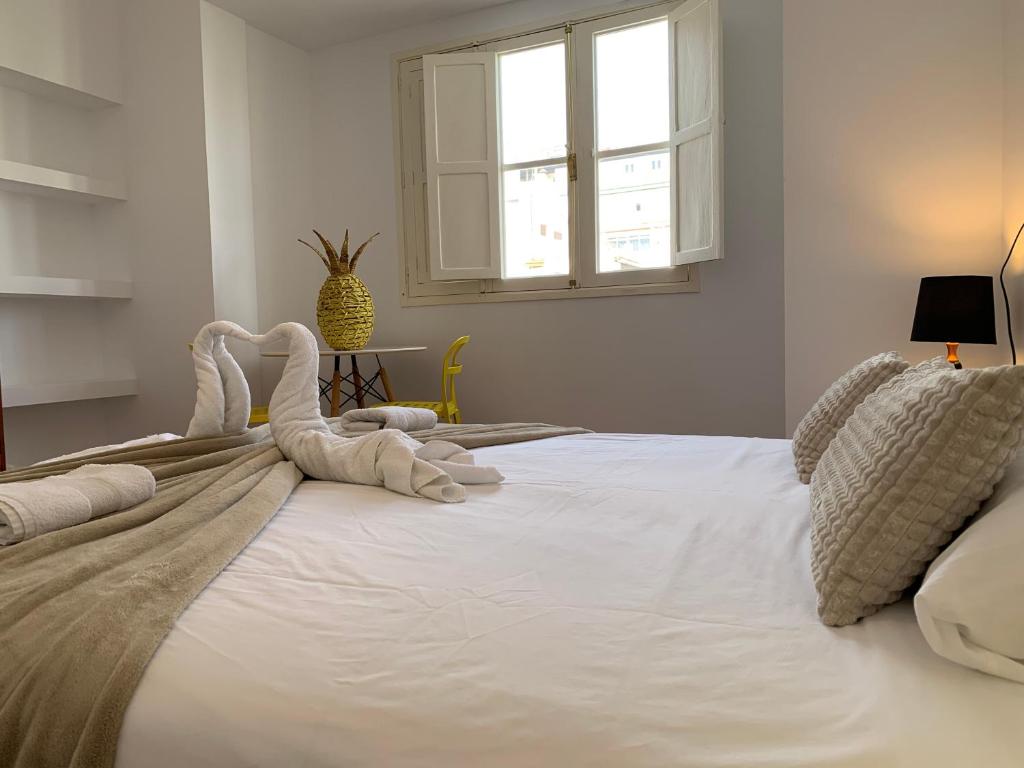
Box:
(110, 432), (1024, 768)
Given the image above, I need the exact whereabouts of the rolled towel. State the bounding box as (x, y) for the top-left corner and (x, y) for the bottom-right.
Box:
(340, 406), (438, 433)
(0, 464), (156, 545)
(0, 481), (90, 545)
(63, 464), (157, 516)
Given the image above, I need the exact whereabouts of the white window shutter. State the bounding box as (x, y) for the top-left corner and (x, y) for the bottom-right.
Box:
(668, 0), (723, 265)
(423, 53), (502, 280)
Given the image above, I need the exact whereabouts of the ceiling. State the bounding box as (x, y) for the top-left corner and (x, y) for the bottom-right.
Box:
(209, 0), (515, 51)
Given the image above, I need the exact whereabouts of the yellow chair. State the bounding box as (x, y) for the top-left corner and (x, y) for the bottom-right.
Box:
(372, 336), (470, 424)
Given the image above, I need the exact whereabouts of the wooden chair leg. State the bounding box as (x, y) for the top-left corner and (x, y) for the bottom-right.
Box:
(378, 365), (395, 401)
(330, 354), (341, 417)
(0, 381), (6, 472)
(351, 355), (365, 409)
(330, 369), (341, 417)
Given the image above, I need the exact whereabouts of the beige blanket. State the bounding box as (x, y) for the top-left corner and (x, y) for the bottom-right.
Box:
(0, 422), (587, 768)
(335, 419), (591, 449)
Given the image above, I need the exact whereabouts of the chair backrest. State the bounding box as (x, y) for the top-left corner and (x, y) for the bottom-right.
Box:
(440, 336), (470, 418)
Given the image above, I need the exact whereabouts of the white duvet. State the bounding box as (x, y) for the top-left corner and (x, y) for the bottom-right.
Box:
(116, 434), (1024, 767)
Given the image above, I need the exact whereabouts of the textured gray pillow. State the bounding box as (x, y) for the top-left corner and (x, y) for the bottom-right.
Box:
(792, 352), (908, 483)
(810, 365), (1024, 627)
(871, 355), (951, 398)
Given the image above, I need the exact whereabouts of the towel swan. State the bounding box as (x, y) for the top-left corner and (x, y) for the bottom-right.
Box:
(186, 321), (254, 438)
(185, 321), (502, 502)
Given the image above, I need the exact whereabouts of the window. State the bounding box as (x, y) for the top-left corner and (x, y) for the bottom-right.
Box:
(396, 0), (722, 305)
(595, 20), (670, 273)
(500, 41), (569, 279)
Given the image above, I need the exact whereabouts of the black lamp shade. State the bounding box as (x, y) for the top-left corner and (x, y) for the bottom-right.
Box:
(910, 275), (996, 344)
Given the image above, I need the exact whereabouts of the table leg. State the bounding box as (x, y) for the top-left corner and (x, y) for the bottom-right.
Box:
(330, 355), (341, 417)
(376, 354), (395, 401)
(351, 355), (365, 408)
(0, 375), (6, 472)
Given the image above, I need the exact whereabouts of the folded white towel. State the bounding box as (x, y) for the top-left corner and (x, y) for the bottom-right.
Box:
(0, 482), (89, 545)
(63, 464), (156, 514)
(0, 464), (156, 545)
(340, 406), (438, 433)
(259, 322), (503, 502)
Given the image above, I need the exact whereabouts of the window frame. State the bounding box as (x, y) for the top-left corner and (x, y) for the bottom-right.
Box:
(484, 27), (574, 293)
(575, 7), (687, 288)
(392, 0), (700, 307)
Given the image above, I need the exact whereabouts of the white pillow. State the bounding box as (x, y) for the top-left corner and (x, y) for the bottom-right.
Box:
(915, 448), (1024, 683)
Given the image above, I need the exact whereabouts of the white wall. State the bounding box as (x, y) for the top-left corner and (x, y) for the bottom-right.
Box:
(0, 0), (223, 465)
(104, 0), (309, 451)
(244, 24), (314, 402)
(0, 0), (134, 465)
(2, 0), (314, 464)
(0, 0), (308, 464)
(1004, 0), (1024, 333)
(200, 1), (262, 394)
(784, 0), (1008, 434)
(100, 0), (218, 450)
(303, 0), (785, 437)
(0, 0), (122, 102)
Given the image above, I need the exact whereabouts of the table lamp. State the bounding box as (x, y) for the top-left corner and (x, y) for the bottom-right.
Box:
(910, 275), (996, 369)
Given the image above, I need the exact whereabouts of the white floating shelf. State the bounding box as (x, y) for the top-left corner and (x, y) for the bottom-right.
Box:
(0, 159), (126, 203)
(0, 275), (132, 299)
(0, 63), (121, 109)
(4, 377), (138, 408)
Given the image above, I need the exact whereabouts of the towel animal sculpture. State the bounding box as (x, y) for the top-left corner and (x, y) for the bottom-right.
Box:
(185, 321), (502, 502)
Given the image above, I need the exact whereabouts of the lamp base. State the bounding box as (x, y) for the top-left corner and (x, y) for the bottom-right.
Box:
(945, 341), (963, 370)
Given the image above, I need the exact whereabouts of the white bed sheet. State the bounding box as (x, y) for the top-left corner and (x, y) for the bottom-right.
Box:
(116, 434), (1024, 767)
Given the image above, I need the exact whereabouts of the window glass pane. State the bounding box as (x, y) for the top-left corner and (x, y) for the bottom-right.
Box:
(595, 20), (668, 152)
(502, 163), (570, 278)
(499, 43), (567, 164)
(597, 152), (670, 272)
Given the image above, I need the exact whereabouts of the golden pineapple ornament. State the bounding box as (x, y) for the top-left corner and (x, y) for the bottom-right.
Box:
(299, 228), (380, 350)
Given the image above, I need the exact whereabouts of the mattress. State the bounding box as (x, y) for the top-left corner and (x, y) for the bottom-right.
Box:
(115, 434), (1024, 767)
